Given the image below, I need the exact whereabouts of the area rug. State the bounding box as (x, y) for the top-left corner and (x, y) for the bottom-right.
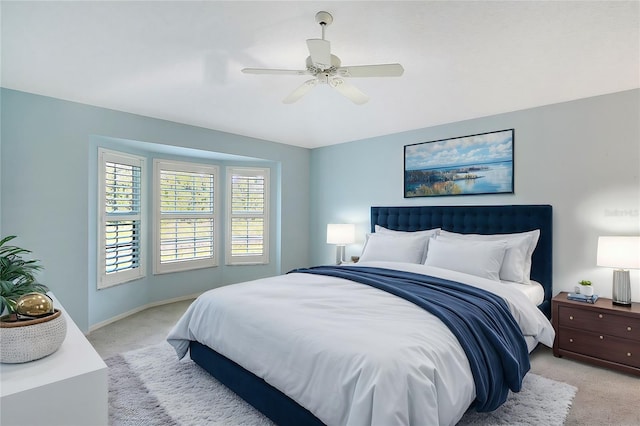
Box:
(107, 343), (577, 426)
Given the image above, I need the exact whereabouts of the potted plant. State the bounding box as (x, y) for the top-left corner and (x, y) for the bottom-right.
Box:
(0, 235), (50, 317)
(0, 235), (66, 363)
(578, 280), (594, 297)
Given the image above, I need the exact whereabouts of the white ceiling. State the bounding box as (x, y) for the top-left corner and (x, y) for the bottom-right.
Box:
(2, 1), (638, 149)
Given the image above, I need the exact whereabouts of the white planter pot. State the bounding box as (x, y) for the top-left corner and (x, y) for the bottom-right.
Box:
(581, 285), (594, 297)
(0, 309), (67, 363)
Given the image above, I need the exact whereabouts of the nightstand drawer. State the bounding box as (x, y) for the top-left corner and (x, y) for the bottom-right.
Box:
(558, 305), (640, 341)
(558, 327), (640, 368)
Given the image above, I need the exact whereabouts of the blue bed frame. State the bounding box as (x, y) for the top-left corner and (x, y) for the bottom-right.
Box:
(190, 204), (553, 426)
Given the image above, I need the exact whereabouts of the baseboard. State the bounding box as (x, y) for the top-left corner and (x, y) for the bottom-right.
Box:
(88, 292), (201, 333)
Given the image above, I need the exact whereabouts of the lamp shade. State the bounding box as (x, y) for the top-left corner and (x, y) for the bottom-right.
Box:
(597, 236), (640, 269)
(327, 224), (355, 245)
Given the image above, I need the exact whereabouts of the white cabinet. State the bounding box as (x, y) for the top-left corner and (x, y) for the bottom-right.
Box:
(0, 296), (108, 426)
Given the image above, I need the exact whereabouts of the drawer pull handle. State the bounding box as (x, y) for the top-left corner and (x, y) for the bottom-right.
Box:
(569, 316), (574, 320)
(599, 335), (603, 340)
(628, 326), (632, 332)
(628, 352), (632, 357)
(569, 338), (574, 343)
(598, 314), (603, 319)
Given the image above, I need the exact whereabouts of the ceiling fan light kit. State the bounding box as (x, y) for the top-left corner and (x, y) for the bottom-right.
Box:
(242, 11), (404, 105)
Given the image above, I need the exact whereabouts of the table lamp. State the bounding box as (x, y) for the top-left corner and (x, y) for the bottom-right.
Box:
(597, 236), (640, 306)
(327, 224), (355, 265)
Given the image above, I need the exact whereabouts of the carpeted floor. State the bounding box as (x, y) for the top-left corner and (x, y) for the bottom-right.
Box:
(107, 342), (576, 426)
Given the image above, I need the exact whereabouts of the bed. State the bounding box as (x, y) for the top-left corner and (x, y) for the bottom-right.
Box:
(167, 204), (554, 426)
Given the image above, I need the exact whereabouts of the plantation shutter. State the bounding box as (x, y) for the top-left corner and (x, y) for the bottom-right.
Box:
(154, 160), (218, 274)
(226, 168), (269, 265)
(99, 149), (145, 288)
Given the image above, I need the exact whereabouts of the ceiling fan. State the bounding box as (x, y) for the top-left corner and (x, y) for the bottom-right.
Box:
(241, 11), (404, 105)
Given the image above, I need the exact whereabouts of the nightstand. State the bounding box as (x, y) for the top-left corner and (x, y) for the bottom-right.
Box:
(552, 292), (640, 376)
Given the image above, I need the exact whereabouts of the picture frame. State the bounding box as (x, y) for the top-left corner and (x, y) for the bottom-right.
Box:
(404, 129), (514, 198)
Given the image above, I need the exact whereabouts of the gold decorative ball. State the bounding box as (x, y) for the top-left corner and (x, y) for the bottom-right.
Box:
(15, 293), (54, 317)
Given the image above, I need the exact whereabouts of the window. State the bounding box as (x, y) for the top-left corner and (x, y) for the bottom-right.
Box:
(98, 148), (145, 289)
(226, 167), (270, 265)
(153, 160), (218, 274)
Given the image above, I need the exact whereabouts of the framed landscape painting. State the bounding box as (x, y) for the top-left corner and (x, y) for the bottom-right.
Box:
(404, 129), (514, 198)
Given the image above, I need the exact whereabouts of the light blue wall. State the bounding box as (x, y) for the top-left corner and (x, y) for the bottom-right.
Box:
(2, 88), (638, 331)
(311, 89), (640, 301)
(1, 88), (311, 332)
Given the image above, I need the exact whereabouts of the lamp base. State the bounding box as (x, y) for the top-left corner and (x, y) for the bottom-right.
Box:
(611, 269), (632, 306)
(335, 245), (346, 265)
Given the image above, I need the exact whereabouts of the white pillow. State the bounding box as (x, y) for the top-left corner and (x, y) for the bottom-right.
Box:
(359, 233), (429, 264)
(373, 226), (440, 262)
(438, 229), (540, 283)
(437, 234), (531, 283)
(424, 238), (508, 281)
(374, 225), (441, 238)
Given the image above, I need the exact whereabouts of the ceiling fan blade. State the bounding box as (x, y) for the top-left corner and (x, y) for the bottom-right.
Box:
(242, 68), (308, 76)
(283, 79), (318, 104)
(329, 78), (369, 105)
(306, 39), (331, 68)
(337, 63), (404, 78)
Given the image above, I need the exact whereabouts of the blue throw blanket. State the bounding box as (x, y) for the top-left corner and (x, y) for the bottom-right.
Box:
(290, 266), (530, 412)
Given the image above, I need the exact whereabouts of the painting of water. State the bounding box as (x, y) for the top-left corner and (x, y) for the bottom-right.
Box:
(404, 129), (514, 197)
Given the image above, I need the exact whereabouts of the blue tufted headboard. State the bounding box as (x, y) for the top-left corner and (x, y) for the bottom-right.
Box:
(370, 205), (553, 318)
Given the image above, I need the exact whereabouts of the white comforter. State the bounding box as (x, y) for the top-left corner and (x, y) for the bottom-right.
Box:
(167, 261), (555, 426)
